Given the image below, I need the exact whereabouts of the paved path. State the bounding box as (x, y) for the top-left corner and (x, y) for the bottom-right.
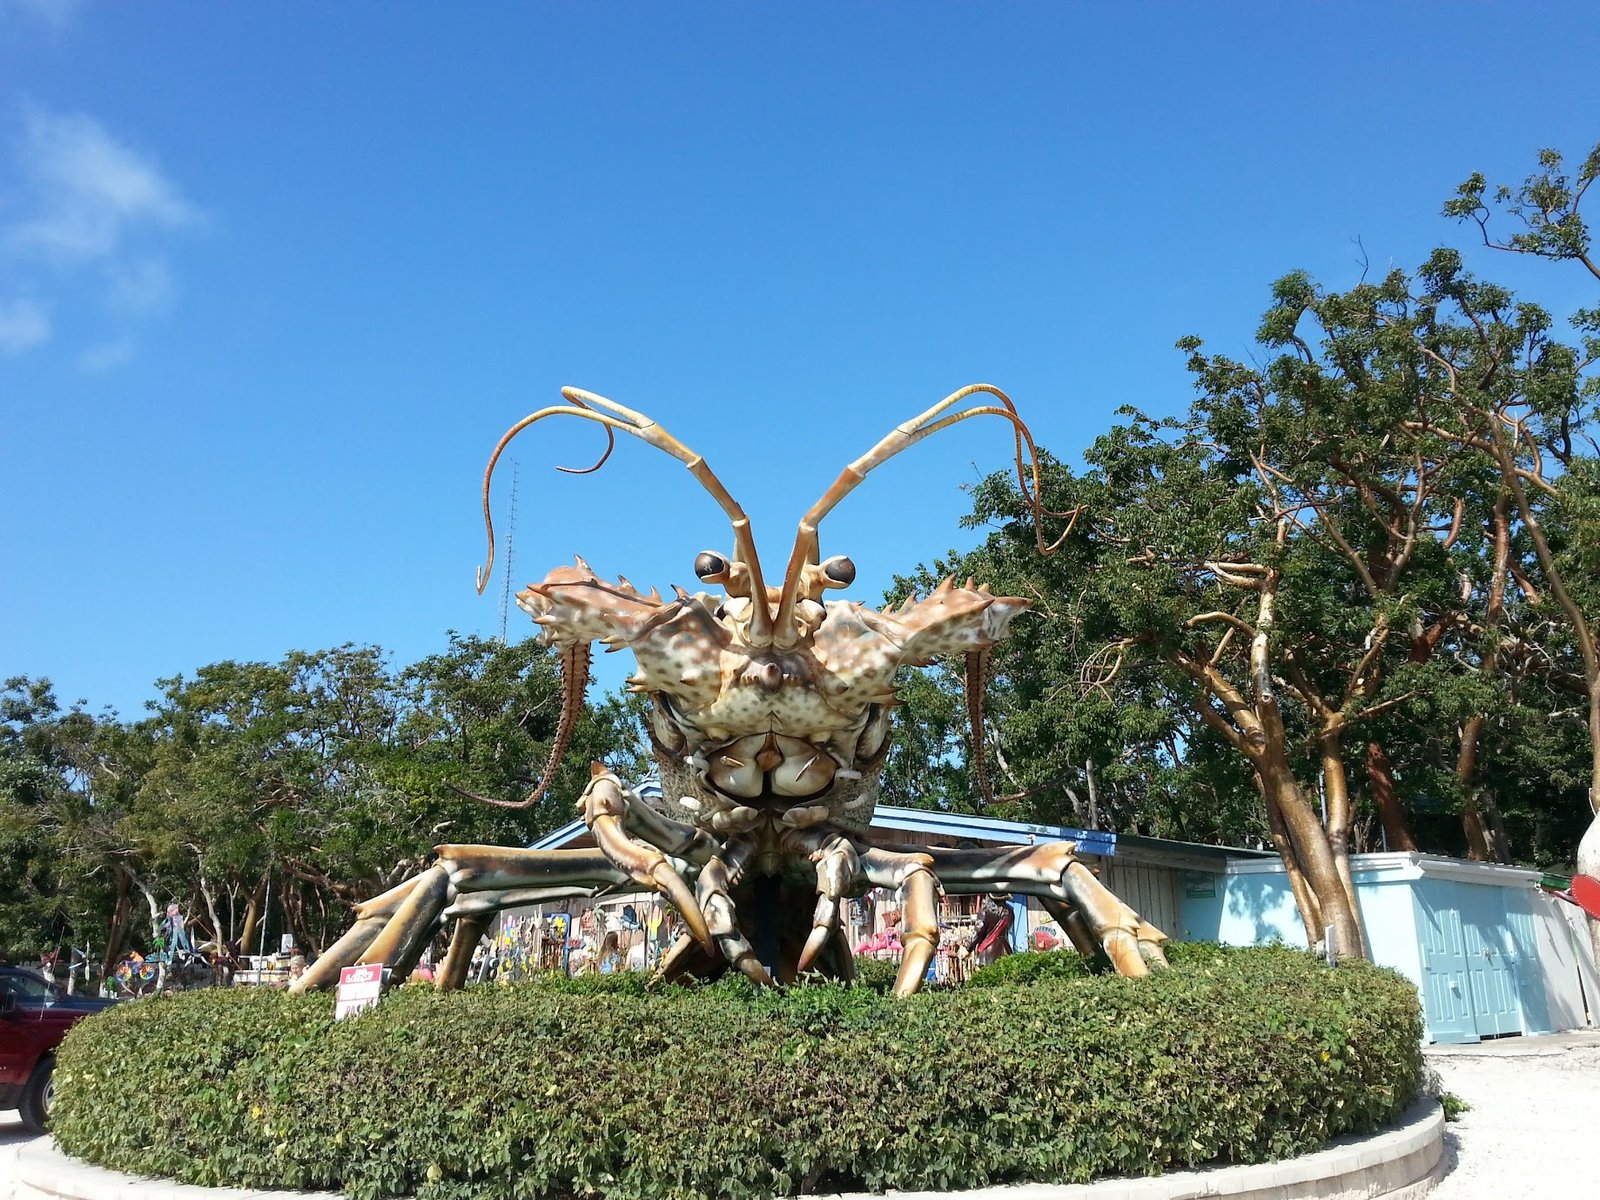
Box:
(3, 1034), (1596, 1199)
(2, 1111), (32, 1200)
(1424, 1030), (1600, 1198)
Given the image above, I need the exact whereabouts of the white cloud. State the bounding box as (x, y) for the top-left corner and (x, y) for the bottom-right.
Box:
(77, 336), (134, 374)
(106, 256), (175, 317)
(0, 297), (50, 355)
(0, 105), (203, 372)
(8, 107), (199, 264)
(0, 0), (84, 34)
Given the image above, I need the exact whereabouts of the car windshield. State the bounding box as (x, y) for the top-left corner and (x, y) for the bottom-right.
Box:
(0, 971), (63, 1003)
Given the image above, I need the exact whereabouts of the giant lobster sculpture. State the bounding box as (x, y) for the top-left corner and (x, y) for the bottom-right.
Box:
(294, 386), (1168, 998)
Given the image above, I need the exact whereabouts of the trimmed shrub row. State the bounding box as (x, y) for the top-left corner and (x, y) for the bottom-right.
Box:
(52, 946), (1424, 1200)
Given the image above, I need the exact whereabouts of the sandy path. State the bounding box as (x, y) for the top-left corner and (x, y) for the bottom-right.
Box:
(1424, 1031), (1600, 1198)
(0, 1111), (33, 1200)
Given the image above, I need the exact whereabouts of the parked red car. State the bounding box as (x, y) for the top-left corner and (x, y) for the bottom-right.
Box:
(0, 966), (117, 1132)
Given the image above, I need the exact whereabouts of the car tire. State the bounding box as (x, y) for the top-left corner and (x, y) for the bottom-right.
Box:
(19, 1054), (54, 1133)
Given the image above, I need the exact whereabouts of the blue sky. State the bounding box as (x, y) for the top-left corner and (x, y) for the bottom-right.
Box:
(4, 2), (1598, 719)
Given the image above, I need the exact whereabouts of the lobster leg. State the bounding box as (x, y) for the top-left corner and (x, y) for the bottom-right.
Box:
(289, 846), (633, 994)
(652, 929), (717, 987)
(1038, 897), (1101, 958)
(291, 914), (388, 994)
(581, 764), (714, 951)
(793, 830), (860, 974)
(697, 838), (770, 986)
(858, 846), (939, 997)
(290, 872), (447, 994)
(621, 793), (721, 866)
(437, 915), (489, 990)
(889, 841), (1169, 975)
(358, 864), (452, 980)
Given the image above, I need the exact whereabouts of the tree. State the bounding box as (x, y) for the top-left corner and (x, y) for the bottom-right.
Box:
(926, 243), (1599, 958)
(0, 678), (89, 956)
(0, 678), (152, 969)
(1444, 143), (1600, 956)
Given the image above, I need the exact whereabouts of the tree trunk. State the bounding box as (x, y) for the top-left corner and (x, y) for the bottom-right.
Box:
(197, 865), (224, 953)
(1263, 785), (1320, 943)
(239, 874), (268, 954)
(1319, 728), (1370, 958)
(1454, 716), (1513, 863)
(1482, 422), (1600, 885)
(99, 871), (131, 980)
(1457, 713), (1493, 863)
(1083, 758), (1101, 832)
(1168, 565), (1369, 960)
(1365, 741), (1419, 852)
(128, 871), (161, 940)
(1589, 682), (1600, 833)
(1247, 582), (1365, 961)
(282, 884), (312, 955)
(1260, 754), (1366, 959)
(124, 872), (165, 991)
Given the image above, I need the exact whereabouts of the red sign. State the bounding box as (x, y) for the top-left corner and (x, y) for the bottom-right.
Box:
(1572, 874), (1600, 921)
(336, 963), (384, 1019)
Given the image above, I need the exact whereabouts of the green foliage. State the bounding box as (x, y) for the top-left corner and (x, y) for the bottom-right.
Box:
(848, 954), (900, 993)
(898, 195), (1600, 874)
(1160, 940), (1235, 967)
(967, 948), (1095, 986)
(0, 632), (653, 965)
(1445, 143), (1600, 270)
(0, 677), (123, 958)
(967, 943), (1234, 987)
(53, 948), (1424, 1199)
(1439, 1091), (1470, 1122)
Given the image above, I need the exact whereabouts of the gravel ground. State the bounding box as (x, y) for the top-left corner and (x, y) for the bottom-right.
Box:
(1424, 1030), (1600, 1199)
(1, 1110), (32, 1200)
(3, 1035), (1597, 1199)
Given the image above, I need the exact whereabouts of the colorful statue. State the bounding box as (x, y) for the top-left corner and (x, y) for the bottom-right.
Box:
(293, 386), (1168, 998)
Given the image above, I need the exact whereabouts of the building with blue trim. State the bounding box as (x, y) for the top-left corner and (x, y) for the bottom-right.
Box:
(1180, 850), (1598, 1044)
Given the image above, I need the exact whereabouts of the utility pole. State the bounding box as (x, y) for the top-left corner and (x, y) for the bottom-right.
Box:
(497, 459), (518, 644)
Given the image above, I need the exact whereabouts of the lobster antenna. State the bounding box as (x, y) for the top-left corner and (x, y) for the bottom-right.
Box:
(475, 387), (774, 642)
(772, 383), (1081, 646)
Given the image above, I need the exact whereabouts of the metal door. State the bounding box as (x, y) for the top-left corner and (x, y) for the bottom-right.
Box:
(1414, 888), (1479, 1044)
(1460, 886), (1525, 1038)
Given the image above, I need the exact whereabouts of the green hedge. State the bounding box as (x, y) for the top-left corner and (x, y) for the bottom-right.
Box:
(968, 948), (1095, 986)
(52, 947), (1423, 1200)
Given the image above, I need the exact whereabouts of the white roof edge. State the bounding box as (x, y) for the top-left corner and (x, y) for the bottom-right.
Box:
(1221, 849), (1541, 887)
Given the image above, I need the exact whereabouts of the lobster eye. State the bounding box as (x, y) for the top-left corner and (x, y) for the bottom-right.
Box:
(822, 556), (856, 586)
(694, 551), (728, 581)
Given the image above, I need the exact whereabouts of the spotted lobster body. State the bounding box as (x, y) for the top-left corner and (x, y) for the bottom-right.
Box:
(289, 385), (1171, 1001)
(518, 563), (1028, 847)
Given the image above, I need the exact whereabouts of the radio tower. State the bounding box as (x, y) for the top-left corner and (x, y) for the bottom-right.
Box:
(496, 460), (519, 644)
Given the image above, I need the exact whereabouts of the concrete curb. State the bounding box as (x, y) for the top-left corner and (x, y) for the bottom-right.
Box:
(14, 1100), (1443, 1200)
